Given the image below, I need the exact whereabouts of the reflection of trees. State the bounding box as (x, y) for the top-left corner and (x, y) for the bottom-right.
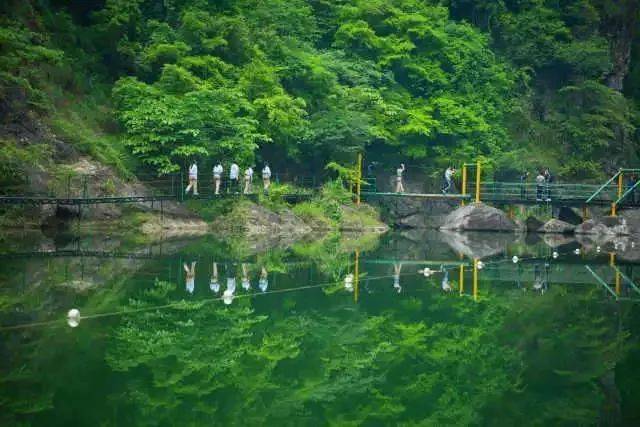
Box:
(105, 281), (519, 425)
(486, 288), (631, 425)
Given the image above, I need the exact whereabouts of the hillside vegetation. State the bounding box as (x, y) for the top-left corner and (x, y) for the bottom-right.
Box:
(1, 0), (639, 182)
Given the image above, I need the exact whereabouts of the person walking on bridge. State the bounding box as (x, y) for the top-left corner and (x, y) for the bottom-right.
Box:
(213, 162), (223, 195)
(519, 171), (529, 200)
(244, 166), (254, 194)
(185, 161), (199, 196)
(535, 170), (545, 202)
(262, 163), (272, 194)
(229, 162), (240, 193)
(442, 166), (456, 194)
(543, 168), (554, 202)
(395, 163), (405, 193)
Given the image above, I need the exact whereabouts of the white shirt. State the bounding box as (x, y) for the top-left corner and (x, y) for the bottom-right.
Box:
(445, 168), (453, 180)
(230, 164), (239, 180)
(210, 279), (220, 293)
(213, 164), (223, 178)
(245, 167), (253, 179)
(396, 168), (404, 177)
(189, 164), (198, 179)
(259, 277), (268, 292)
(262, 166), (271, 178)
(186, 277), (195, 294)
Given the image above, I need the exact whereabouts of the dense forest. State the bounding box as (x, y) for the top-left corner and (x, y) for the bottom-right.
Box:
(1, 0), (640, 180)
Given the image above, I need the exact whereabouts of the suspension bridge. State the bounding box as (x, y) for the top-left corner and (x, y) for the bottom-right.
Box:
(2, 161), (640, 216)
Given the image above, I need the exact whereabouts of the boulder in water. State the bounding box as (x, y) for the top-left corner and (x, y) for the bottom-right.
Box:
(525, 216), (544, 232)
(440, 203), (518, 232)
(574, 217), (629, 236)
(538, 219), (575, 234)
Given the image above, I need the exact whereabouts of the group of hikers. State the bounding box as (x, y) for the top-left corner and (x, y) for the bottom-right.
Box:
(184, 161), (272, 196)
(183, 262), (269, 304)
(521, 168), (555, 202)
(394, 164), (457, 195)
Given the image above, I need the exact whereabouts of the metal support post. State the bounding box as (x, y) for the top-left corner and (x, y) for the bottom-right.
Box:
(473, 258), (479, 301)
(461, 164), (467, 206)
(354, 249), (360, 303)
(612, 172), (623, 216)
(475, 160), (481, 203)
(356, 153), (362, 206)
(459, 264), (464, 295)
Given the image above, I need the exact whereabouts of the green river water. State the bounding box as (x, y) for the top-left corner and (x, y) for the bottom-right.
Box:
(0, 230), (639, 426)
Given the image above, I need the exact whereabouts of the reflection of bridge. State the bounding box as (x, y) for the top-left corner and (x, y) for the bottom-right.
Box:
(3, 249), (640, 302)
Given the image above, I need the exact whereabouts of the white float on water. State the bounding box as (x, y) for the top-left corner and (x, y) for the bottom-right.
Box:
(476, 261), (484, 270)
(552, 251), (559, 259)
(574, 248), (581, 255)
(222, 290), (234, 305)
(420, 268), (434, 277)
(67, 308), (80, 328)
(512, 256), (519, 264)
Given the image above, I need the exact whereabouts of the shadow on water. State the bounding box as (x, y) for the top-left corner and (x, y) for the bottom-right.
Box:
(1, 230), (640, 425)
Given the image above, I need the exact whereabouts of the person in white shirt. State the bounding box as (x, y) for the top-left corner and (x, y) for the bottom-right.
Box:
(243, 166), (254, 194)
(442, 166), (456, 194)
(441, 267), (452, 292)
(185, 162), (199, 195)
(229, 162), (240, 193)
(395, 163), (405, 193)
(262, 163), (272, 193)
(210, 262), (220, 293)
(183, 261), (196, 294)
(212, 162), (223, 195)
(259, 267), (268, 292)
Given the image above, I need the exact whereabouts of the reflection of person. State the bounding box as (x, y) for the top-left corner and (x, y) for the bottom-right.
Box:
(440, 265), (451, 292)
(185, 162), (199, 196)
(184, 261), (196, 294)
(393, 262), (402, 293)
(395, 164), (405, 193)
(223, 273), (236, 305)
(213, 162), (223, 195)
(241, 263), (251, 291)
(259, 267), (268, 292)
(533, 262), (549, 294)
(210, 262), (220, 293)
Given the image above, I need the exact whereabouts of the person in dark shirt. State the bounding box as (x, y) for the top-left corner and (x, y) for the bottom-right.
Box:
(519, 171), (529, 200)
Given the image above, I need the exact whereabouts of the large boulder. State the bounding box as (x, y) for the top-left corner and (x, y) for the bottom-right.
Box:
(558, 206), (583, 225)
(538, 219), (575, 234)
(574, 216), (629, 236)
(440, 203), (518, 232)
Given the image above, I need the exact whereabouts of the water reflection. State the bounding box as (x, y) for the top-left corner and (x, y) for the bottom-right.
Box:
(1, 230), (640, 425)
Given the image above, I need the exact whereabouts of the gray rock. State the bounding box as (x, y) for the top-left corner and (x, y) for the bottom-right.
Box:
(558, 206), (583, 225)
(538, 219), (575, 234)
(440, 203), (518, 232)
(574, 217), (629, 236)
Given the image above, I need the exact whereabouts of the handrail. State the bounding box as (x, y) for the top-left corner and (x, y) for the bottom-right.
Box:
(585, 265), (618, 298)
(615, 179), (640, 205)
(611, 265), (640, 296)
(586, 170), (621, 203)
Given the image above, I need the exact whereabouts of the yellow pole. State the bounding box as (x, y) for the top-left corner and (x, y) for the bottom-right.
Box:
(475, 160), (481, 204)
(612, 172), (623, 216)
(356, 153), (362, 206)
(461, 164), (467, 206)
(354, 249), (359, 303)
(611, 252), (620, 295)
(473, 258), (479, 301)
(459, 264), (464, 295)
(582, 206), (588, 220)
